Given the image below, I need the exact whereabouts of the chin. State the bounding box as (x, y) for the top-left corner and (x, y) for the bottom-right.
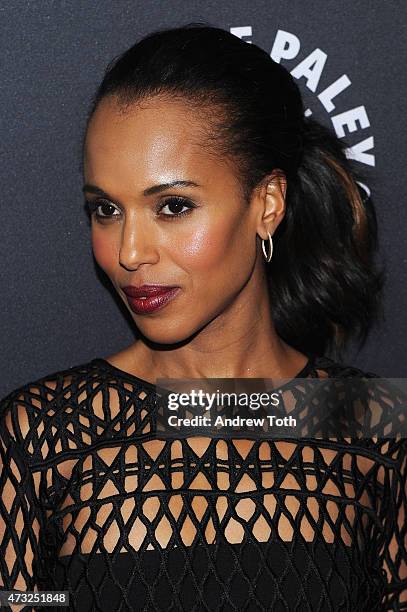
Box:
(134, 319), (199, 347)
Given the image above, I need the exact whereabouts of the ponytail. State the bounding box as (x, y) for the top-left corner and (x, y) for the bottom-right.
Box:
(270, 117), (383, 357)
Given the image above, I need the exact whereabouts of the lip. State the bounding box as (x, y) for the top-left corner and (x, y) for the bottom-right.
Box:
(121, 285), (181, 314)
(122, 284), (179, 298)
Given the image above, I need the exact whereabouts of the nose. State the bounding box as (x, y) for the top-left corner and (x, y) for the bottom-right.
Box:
(119, 212), (159, 270)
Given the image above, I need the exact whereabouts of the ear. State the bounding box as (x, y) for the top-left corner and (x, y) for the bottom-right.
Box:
(253, 169), (287, 240)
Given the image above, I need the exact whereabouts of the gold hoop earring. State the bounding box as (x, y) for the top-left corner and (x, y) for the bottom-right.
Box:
(262, 231), (273, 262)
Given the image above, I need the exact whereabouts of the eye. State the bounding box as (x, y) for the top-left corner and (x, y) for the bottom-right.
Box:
(86, 199), (120, 219)
(85, 195), (196, 221)
(157, 196), (196, 218)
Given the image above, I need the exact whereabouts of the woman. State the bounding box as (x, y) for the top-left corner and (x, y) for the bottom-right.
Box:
(0, 23), (405, 611)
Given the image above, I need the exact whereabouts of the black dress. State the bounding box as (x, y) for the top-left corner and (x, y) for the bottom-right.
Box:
(0, 354), (405, 611)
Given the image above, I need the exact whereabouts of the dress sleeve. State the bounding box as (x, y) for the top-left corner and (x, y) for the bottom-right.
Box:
(0, 389), (44, 603)
(382, 439), (407, 610)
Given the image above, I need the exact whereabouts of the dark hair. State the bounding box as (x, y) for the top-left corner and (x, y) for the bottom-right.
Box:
(85, 22), (384, 358)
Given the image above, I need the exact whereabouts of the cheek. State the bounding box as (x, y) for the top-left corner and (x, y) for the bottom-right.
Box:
(91, 227), (118, 272)
(174, 225), (224, 268)
(171, 213), (250, 275)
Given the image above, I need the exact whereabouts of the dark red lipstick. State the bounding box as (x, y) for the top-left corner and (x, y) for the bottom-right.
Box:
(121, 285), (180, 314)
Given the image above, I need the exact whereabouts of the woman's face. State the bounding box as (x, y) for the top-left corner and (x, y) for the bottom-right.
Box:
(83, 96), (263, 344)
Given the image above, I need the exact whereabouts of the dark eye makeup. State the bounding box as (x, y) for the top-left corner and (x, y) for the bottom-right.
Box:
(85, 196), (196, 221)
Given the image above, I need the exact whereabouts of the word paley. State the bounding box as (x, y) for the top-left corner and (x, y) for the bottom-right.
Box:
(231, 26), (374, 180)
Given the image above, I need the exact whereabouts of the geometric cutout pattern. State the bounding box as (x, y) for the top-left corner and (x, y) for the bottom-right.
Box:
(0, 355), (405, 610)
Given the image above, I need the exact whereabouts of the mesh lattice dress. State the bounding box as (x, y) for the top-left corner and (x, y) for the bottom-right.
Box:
(0, 354), (406, 611)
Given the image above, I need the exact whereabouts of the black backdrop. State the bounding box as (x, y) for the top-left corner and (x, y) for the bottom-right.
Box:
(1, 1), (406, 399)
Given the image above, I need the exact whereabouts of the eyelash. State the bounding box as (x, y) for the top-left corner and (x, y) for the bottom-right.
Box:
(85, 196), (195, 221)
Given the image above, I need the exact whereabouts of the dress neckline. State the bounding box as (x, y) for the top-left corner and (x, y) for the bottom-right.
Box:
(91, 353), (317, 391)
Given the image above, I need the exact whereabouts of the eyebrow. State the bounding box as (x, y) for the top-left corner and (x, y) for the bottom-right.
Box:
(82, 180), (200, 198)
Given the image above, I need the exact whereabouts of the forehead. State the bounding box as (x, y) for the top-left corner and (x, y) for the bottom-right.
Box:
(83, 96), (237, 193)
